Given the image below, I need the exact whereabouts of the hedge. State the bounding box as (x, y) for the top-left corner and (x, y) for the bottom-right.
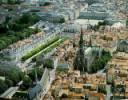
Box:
(21, 37), (60, 61)
(34, 37), (67, 60)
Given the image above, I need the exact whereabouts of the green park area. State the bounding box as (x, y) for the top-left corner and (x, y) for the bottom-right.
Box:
(0, 66), (44, 94)
(0, 13), (40, 50)
(90, 50), (112, 73)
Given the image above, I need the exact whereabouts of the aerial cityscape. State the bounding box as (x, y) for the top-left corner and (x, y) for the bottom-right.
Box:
(0, 0), (128, 100)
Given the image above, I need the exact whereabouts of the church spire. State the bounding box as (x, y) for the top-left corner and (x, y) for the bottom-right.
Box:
(79, 27), (84, 48)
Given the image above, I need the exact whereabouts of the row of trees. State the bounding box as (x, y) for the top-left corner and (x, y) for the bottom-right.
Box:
(0, 28), (37, 50)
(0, 13), (40, 50)
(0, 0), (22, 5)
(0, 79), (13, 94)
(0, 69), (24, 94)
(92, 21), (107, 31)
(0, 67), (44, 93)
(0, 13), (40, 34)
(21, 75), (33, 91)
(21, 37), (60, 61)
(43, 2), (51, 6)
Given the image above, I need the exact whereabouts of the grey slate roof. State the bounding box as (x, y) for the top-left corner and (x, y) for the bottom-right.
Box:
(28, 84), (42, 100)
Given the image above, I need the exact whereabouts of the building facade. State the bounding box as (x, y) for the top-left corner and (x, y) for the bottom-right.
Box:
(117, 40), (128, 53)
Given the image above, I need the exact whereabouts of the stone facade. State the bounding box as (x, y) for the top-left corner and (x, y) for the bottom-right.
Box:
(80, 11), (108, 20)
(64, 24), (81, 33)
(117, 40), (128, 53)
(84, 47), (102, 72)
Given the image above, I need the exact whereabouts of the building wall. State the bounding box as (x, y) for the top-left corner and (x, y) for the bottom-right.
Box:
(0, 29), (61, 70)
(80, 11), (108, 20)
(89, 96), (99, 100)
(84, 47), (102, 72)
(117, 40), (128, 53)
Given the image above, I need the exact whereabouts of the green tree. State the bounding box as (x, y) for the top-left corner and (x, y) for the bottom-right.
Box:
(4, 16), (11, 24)
(34, 26), (39, 34)
(90, 50), (111, 73)
(59, 18), (65, 23)
(0, 12), (40, 50)
(43, 58), (54, 69)
(0, 1), (2, 5)
(61, 93), (68, 98)
(0, 40), (7, 50)
(19, 13), (30, 24)
(0, 79), (8, 94)
(7, 0), (14, 4)
(6, 69), (23, 85)
(15, 0), (21, 4)
(18, 13), (40, 25)
(43, 2), (51, 6)
(22, 75), (32, 89)
(0, 24), (8, 33)
(5, 79), (13, 87)
(98, 85), (107, 94)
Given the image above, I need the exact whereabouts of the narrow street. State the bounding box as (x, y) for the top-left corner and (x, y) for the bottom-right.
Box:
(106, 85), (113, 100)
(96, 67), (113, 100)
